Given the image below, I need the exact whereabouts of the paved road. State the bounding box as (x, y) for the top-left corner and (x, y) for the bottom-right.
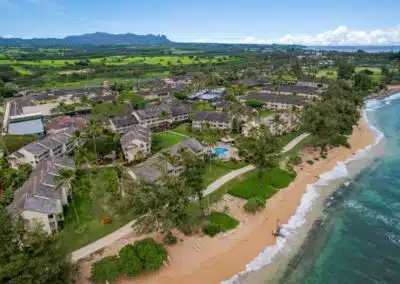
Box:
(70, 132), (310, 262)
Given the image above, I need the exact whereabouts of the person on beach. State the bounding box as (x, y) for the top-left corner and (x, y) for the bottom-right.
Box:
(273, 219), (284, 237)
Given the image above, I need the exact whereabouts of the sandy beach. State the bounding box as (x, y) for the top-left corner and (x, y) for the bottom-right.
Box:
(78, 119), (374, 284)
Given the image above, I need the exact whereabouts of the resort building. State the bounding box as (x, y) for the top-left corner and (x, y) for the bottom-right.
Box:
(164, 74), (193, 87)
(132, 104), (190, 129)
(262, 84), (321, 98)
(242, 112), (299, 136)
(9, 128), (76, 168)
(244, 92), (307, 111)
(120, 125), (152, 162)
(109, 115), (139, 134)
(46, 115), (87, 134)
(188, 88), (226, 102)
(7, 156), (75, 235)
(192, 111), (233, 130)
(127, 138), (205, 183)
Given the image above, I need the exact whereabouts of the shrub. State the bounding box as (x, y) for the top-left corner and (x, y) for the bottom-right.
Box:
(134, 238), (168, 271)
(306, 160), (314, 165)
(202, 222), (221, 237)
(91, 256), (119, 283)
(118, 245), (143, 277)
(208, 211), (239, 231)
(162, 231), (178, 245)
(289, 155), (302, 165)
(244, 197), (266, 213)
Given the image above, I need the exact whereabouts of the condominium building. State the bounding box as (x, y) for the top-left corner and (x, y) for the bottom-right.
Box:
(120, 125), (152, 162)
(9, 128), (76, 168)
(7, 156), (75, 234)
(192, 111), (233, 130)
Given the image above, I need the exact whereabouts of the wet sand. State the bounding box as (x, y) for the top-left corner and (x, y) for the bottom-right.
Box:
(78, 119), (374, 284)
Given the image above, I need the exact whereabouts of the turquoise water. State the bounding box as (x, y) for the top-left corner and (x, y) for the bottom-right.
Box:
(275, 96), (400, 284)
(215, 147), (228, 156)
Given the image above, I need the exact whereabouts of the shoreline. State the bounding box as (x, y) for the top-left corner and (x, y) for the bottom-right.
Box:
(78, 118), (376, 284)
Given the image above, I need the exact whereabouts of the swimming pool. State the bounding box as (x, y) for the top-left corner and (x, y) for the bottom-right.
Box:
(214, 147), (229, 156)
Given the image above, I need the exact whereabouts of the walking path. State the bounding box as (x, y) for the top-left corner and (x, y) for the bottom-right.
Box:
(70, 132), (310, 262)
(281, 133), (310, 153)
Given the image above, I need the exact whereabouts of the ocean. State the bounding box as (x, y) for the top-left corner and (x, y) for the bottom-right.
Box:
(222, 94), (400, 284)
(307, 45), (400, 53)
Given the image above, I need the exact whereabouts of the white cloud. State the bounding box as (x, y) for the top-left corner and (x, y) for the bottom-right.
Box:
(192, 38), (211, 43)
(238, 25), (400, 45)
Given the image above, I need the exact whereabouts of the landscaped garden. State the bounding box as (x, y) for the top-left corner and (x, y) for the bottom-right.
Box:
(59, 168), (137, 252)
(202, 211), (239, 237)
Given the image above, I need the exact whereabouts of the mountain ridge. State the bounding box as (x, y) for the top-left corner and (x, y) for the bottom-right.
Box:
(0, 32), (172, 46)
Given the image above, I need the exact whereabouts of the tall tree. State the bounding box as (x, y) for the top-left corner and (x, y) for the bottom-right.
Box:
(237, 126), (281, 184)
(0, 206), (75, 284)
(178, 149), (207, 215)
(55, 168), (80, 226)
(124, 175), (192, 236)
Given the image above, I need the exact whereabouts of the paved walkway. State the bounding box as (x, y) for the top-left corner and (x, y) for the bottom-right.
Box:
(70, 132), (310, 262)
(281, 133), (310, 153)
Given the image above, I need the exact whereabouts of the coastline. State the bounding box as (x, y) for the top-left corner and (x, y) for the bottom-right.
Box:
(78, 118), (375, 284)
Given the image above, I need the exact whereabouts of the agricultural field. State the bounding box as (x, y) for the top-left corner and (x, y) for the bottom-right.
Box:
(0, 55), (235, 67)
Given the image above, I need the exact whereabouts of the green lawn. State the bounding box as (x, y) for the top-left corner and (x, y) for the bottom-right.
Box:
(276, 131), (304, 147)
(12, 66), (33, 75)
(222, 168), (295, 200)
(59, 168), (137, 252)
(170, 123), (192, 137)
(192, 102), (214, 111)
(207, 211), (239, 231)
(152, 131), (186, 153)
(355, 66), (382, 82)
(203, 160), (247, 187)
(259, 109), (273, 117)
(0, 135), (40, 153)
(316, 68), (337, 79)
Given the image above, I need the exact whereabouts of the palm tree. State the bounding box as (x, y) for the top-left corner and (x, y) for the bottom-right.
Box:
(85, 120), (103, 163)
(159, 110), (170, 131)
(201, 124), (219, 168)
(56, 168), (80, 226)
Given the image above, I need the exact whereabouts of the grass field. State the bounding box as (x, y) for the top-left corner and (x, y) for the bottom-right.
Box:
(203, 160), (247, 187)
(0, 134), (40, 153)
(277, 131), (304, 148)
(60, 168), (136, 252)
(152, 131), (187, 153)
(316, 68), (337, 79)
(170, 123), (192, 137)
(316, 66), (383, 81)
(0, 55), (235, 67)
(192, 102), (214, 111)
(12, 66), (33, 75)
(222, 168), (295, 200)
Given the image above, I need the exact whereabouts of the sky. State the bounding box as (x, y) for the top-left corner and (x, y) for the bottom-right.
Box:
(1, 0), (400, 45)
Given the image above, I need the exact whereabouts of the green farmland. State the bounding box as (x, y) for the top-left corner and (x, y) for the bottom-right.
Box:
(0, 55), (235, 67)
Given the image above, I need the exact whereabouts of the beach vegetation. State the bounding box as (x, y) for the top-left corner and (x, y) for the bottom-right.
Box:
(91, 256), (120, 283)
(244, 197), (266, 213)
(91, 238), (167, 282)
(306, 160), (314, 165)
(288, 154), (302, 165)
(202, 211), (239, 236)
(202, 222), (221, 237)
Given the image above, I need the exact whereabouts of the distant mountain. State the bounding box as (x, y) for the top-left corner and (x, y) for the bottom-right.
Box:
(0, 32), (172, 46)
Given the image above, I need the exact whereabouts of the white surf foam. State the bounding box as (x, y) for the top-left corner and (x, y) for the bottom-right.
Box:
(221, 96), (391, 284)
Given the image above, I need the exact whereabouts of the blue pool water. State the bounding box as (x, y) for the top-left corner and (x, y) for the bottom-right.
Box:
(215, 147), (229, 156)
